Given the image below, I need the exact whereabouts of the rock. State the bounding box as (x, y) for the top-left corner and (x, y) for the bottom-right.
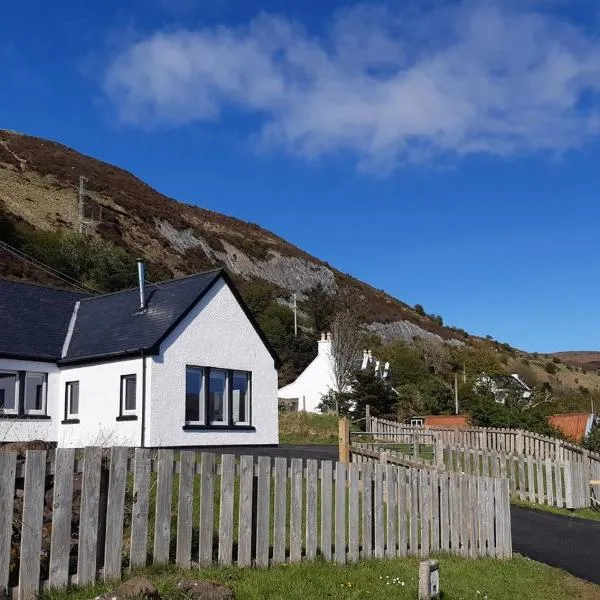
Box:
(177, 580), (235, 600)
(114, 577), (160, 600)
(0, 440), (52, 454)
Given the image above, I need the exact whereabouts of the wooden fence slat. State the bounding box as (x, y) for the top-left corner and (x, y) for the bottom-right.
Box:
(199, 453), (215, 567)
(469, 476), (478, 558)
(410, 467), (419, 555)
(77, 447), (102, 585)
(290, 458), (303, 563)
(18, 450), (47, 600)
(238, 455), (254, 567)
(154, 449), (174, 565)
(0, 452), (17, 596)
(502, 478), (512, 557)
(306, 459), (318, 560)
(176, 451), (194, 567)
(449, 473), (459, 554)
(385, 465), (397, 558)
(320, 461), (333, 560)
(361, 462), (373, 559)
(517, 456), (525, 501)
(564, 462), (574, 509)
(419, 469), (430, 558)
(459, 475), (469, 557)
(431, 470), (440, 553)
(545, 458), (554, 507)
(348, 463), (359, 562)
(255, 456), (271, 567)
(536, 458), (545, 505)
(527, 456), (535, 503)
(334, 462), (346, 564)
(103, 447), (128, 580)
(374, 463), (384, 558)
(486, 477), (494, 556)
(439, 472), (449, 553)
(130, 448), (151, 569)
(218, 454), (235, 565)
(48, 449), (75, 587)
(272, 457), (287, 565)
(397, 467), (408, 557)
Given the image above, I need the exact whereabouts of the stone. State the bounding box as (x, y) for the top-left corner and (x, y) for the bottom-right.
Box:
(0, 440), (52, 454)
(176, 579), (235, 600)
(114, 577), (160, 600)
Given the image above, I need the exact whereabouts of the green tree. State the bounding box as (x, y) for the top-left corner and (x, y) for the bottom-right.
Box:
(303, 283), (336, 333)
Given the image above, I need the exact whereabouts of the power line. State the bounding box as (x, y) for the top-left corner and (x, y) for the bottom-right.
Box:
(0, 239), (101, 294)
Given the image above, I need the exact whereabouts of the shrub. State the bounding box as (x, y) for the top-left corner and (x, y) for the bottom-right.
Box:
(544, 361), (558, 375)
(414, 304), (426, 316)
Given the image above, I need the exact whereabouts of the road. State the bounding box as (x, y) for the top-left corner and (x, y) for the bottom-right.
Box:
(200, 444), (600, 584)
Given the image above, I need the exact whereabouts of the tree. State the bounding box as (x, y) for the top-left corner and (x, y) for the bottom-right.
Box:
(545, 361), (558, 375)
(414, 304), (425, 316)
(329, 309), (363, 413)
(413, 336), (449, 374)
(303, 284), (336, 333)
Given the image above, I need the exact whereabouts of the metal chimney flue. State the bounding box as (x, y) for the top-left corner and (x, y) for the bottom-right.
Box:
(137, 260), (146, 310)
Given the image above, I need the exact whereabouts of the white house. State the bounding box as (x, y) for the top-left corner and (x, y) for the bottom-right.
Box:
(278, 333), (390, 412)
(0, 264), (280, 448)
(475, 374), (532, 405)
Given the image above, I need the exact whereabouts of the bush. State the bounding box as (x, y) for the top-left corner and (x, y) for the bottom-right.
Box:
(414, 304), (425, 316)
(584, 427), (600, 453)
(545, 361), (558, 375)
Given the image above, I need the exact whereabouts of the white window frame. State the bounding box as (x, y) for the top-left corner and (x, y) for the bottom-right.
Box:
(208, 368), (228, 426)
(185, 367), (205, 425)
(65, 381), (80, 419)
(0, 370), (19, 415)
(120, 374), (137, 416)
(410, 418), (424, 427)
(232, 370), (251, 426)
(23, 372), (47, 416)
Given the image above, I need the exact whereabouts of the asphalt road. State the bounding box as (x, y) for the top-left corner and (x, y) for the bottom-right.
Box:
(511, 504), (600, 584)
(199, 444), (600, 584)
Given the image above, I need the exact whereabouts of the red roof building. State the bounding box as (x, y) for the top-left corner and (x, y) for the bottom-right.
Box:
(548, 413), (594, 443)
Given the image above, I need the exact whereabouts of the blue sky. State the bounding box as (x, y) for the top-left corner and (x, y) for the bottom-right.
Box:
(2, 0), (600, 353)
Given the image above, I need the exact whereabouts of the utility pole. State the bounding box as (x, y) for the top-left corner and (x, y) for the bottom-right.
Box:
(293, 293), (298, 336)
(454, 372), (459, 415)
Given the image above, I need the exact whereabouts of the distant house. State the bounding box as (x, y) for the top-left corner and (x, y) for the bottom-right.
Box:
(549, 413), (596, 443)
(0, 265), (279, 448)
(278, 333), (390, 412)
(406, 415), (469, 429)
(475, 374), (532, 404)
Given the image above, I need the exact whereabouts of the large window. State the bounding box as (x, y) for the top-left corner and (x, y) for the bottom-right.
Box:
(65, 381), (79, 420)
(120, 374), (137, 415)
(24, 372), (47, 415)
(185, 366), (252, 428)
(0, 371), (18, 414)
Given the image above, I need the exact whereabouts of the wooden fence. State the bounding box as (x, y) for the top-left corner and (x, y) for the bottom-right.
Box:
(368, 416), (600, 465)
(1, 447), (512, 600)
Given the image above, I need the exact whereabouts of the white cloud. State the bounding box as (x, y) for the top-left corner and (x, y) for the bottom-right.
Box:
(103, 2), (600, 169)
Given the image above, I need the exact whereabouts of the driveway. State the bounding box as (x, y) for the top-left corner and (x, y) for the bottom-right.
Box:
(200, 444), (600, 584)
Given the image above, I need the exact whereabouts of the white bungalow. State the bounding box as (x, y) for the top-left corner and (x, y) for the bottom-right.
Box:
(0, 264), (279, 448)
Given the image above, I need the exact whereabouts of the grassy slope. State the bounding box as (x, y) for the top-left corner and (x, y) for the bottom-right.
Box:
(43, 558), (600, 600)
(278, 411), (340, 444)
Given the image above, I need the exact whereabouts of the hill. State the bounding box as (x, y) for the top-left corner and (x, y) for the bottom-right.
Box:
(550, 352), (600, 372)
(1, 128), (600, 398)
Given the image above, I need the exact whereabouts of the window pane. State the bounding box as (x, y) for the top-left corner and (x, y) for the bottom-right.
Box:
(25, 373), (46, 412)
(185, 368), (204, 423)
(124, 376), (136, 411)
(232, 372), (249, 424)
(209, 369), (227, 423)
(68, 382), (79, 415)
(0, 372), (17, 412)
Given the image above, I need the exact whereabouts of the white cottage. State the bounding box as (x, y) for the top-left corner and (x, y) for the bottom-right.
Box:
(0, 264), (279, 448)
(278, 333), (390, 413)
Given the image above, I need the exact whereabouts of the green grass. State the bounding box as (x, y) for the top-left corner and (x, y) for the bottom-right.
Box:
(42, 557), (600, 600)
(278, 412), (340, 445)
(512, 499), (600, 522)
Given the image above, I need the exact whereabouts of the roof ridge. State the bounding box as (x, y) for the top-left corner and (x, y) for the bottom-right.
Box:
(78, 268), (223, 303)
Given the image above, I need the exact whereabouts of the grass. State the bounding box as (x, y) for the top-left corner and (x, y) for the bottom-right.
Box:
(278, 411), (340, 445)
(42, 556), (600, 600)
(512, 499), (600, 522)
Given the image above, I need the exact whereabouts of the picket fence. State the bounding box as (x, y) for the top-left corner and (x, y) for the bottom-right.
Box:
(368, 416), (600, 465)
(0, 447), (512, 600)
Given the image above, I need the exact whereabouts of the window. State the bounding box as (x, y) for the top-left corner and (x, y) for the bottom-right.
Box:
(232, 371), (250, 425)
(410, 418), (424, 427)
(208, 369), (227, 425)
(184, 366), (252, 428)
(120, 375), (137, 415)
(65, 381), (79, 419)
(185, 367), (204, 424)
(24, 372), (47, 415)
(0, 371), (18, 414)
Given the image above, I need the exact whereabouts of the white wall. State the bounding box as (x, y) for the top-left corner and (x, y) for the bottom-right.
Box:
(0, 358), (59, 442)
(278, 337), (335, 412)
(57, 357), (144, 448)
(149, 278), (279, 447)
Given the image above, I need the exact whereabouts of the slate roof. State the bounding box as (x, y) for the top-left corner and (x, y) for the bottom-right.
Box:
(0, 280), (87, 361)
(0, 269), (280, 366)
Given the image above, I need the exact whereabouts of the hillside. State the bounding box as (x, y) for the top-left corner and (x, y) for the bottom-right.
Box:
(550, 352), (600, 372)
(1, 128), (600, 397)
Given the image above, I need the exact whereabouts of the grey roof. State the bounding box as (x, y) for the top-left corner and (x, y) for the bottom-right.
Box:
(0, 280), (87, 361)
(63, 270), (221, 362)
(0, 270), (280, 366)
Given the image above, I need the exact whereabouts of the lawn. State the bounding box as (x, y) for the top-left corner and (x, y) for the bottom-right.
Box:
(42, 556), (600, 600)
(512, 499), (600, 522)
(278, 411), (340, 444)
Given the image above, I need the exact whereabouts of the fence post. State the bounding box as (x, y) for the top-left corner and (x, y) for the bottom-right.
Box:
(435, 436), (444, 469)
(413, 432), (419, 459)
(365, 404), (371, 432)
(515, 431), (524, 455)
(339, 418), (350, 464)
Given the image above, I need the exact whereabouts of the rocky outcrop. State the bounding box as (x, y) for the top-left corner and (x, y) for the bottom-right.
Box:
(367, 320), (464, 346)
